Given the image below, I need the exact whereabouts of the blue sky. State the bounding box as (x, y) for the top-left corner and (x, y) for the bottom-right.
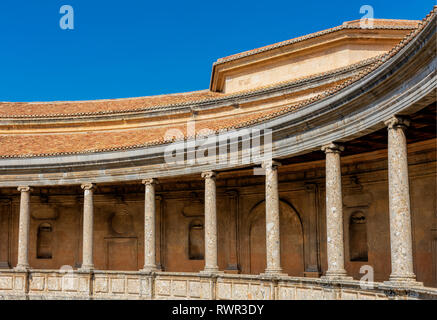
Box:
(0, 0), (434, 102)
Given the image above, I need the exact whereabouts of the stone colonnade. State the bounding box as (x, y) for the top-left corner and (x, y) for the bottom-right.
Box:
(11, 116), (422, 285)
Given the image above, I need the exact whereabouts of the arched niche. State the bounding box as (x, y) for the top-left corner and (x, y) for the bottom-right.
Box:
(248, 200), (304, 276)
(37, 222), (53, 259)
(349, 211), (368, 262)
(188, 219), (204, 260)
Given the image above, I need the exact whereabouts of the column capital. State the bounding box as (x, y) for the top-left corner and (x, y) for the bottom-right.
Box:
(385, 116), (410, 130)
(142, 178), (158, 185)
(81, 183), (95, 191)
(261, 160), (281, 169)
(17, 186), (32, 192)
(321, 142), (344, 154)
(201, 171), (216, 180)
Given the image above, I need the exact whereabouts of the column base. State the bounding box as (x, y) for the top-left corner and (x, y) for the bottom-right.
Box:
(224, 264), (240, 274)
(384, 273), (423, 287)
(304, 271), (322, 278)
(141, 265), (161, 273)
(200, 267), (221, 275)
(321, 270), (353, 281)
(14, 264), (30, 272)
(78, 264), (94, 272)
(261, 268), (287, 277)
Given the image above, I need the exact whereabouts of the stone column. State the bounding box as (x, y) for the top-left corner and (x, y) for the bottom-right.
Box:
(322, 143), (349, 279)
(201, 171), (219, 273)
(81, 183), (95, 271)
(385, 116), (421, 285)
(142, 178), (159, 272)
(15, 186), (31, 271)
(263, 160), (283, 275)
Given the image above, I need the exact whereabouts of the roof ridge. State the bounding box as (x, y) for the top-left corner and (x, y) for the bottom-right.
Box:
(0, 55), (379, 119)
(214, 19), (420, 65)
(0, 89), (212, 105)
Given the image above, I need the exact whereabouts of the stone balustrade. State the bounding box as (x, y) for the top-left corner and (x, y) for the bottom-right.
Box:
(0, 270), (436, 300)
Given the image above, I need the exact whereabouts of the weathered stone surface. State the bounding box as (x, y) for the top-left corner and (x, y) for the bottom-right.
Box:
(155, 279), (170, 296)
(111, 278), (125, 293)
(171, 280), (187, 297)
(81, 183), (95, 271)
(142, 178), (159, 271)
(29, 276), (45, 291)
(385, 117), (420, 286)
(321, 144), (349, 279)
(0, 276), (13, 290)
(127, 278), (140, 294)
(262, 160), (283, 274)
(95, 277), (108, 293)
(188, 281), (201, 298)
(201, 171), (219, 273)
(15, 186), (31, 271)
(0, 270), (436, 300)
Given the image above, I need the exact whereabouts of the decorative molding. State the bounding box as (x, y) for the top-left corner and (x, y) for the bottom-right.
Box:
(321, 143), (344, 154)
(385, 115), (411, 130)
(80, 183), (95, 191)
(17, 186), (31, 192)
(201, 171), (216, 180)
(261, 160), (281, 169)
(142, 178), (158, 185)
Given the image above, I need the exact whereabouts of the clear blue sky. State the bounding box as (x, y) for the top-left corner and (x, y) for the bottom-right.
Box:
(0, 0), (434, 102)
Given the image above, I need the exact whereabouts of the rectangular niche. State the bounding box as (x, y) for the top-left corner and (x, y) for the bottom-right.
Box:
(104, 237), (138, 271)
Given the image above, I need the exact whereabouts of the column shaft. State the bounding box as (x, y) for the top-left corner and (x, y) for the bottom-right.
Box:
(263, 161), (282, 274)
(142, 179), (158, 271)
(322, 143), (348, 279)
(81, 183), (95, 271)
(385, 116), (419, 284)
(16, 186), (31, 270)
(202, 171), (219, 273)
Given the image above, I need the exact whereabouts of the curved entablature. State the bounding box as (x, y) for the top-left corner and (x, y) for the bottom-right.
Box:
(0, 8), (435, 187)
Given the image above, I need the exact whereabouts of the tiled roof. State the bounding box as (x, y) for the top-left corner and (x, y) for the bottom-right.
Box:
(0, 107), (287, 157)
(0, 8), (435, 158)
(0, 55), (378, 118)
(0, 76), (354, 158)
(215, 19), (420, 65)
(0, 90), (223, 118)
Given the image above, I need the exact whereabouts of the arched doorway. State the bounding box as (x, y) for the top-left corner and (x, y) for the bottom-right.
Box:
(248, 200), (304, 276)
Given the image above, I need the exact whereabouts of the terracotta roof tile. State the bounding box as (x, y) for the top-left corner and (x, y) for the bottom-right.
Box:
(215, 19), (420, 64)
(0, 90), (223, 117)
(0, 55), (378, 118)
